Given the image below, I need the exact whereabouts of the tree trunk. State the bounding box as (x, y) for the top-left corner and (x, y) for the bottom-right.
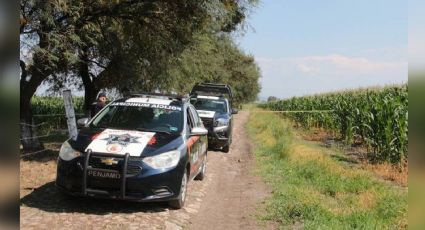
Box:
(20, 95), (44, 152)
(20, 63), (45, 152)
(19, 2), (53, 152)
(79, 49), (99, 117)
(83, 78), (99, 117)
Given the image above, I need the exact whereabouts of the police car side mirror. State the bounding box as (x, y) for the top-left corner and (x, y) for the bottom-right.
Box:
(77, 118), (90, 127)
(190, 127), (208, 136)
(231, 108), (238, 114)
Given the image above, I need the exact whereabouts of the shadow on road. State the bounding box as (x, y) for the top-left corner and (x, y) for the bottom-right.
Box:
(20, 181), (169, 214)
(21, 149), (59, 163)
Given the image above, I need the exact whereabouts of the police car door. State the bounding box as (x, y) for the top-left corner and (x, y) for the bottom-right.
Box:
(187, 105), (205, 177)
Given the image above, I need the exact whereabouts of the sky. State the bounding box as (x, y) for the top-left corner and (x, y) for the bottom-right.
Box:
(409, 0), (425, 72)
(238, 0), (408, 100)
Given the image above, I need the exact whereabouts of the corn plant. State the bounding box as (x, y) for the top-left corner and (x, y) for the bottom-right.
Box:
(261, 85), (408, 164)
(30, 96), (85, 135)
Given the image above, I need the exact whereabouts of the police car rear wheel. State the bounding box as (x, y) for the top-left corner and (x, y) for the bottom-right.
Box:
(169, 170), (188, 209)
(222, 144), (230, 153)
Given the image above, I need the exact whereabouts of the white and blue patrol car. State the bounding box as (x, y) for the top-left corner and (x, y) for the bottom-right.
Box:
(56, 93), (208, 209)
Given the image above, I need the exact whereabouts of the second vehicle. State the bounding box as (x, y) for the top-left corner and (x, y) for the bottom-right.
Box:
(190, 83), (238, 153)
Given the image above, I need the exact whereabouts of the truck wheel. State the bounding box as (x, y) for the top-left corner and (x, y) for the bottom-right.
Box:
(222, 144), (230, 153)
(222, 135), (231, 153)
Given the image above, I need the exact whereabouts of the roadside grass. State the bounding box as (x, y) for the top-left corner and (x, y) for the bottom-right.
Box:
(247, 111), (407, 229)
(298, 127), (408, 187)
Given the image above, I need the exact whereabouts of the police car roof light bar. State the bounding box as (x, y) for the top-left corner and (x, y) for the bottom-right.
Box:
(130, 92), (187, 101)
(190, 83), (233, 99)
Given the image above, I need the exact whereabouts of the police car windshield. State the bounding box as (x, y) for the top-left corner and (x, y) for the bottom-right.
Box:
(190, 98), (228, 113)
(90, 102), (183, 133)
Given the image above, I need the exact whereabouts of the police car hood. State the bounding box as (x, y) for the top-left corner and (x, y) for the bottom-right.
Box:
(72, 128), (182, 157)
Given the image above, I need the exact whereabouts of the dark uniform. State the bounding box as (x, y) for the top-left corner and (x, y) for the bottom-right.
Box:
(90, 102), (105, 117)
(90, 92), (107, 118)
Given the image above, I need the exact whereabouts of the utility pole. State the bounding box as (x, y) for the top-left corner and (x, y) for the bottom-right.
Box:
(63, 89), (78, 140)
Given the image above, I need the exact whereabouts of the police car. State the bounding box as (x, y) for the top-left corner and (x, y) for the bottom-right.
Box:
(190, 83), (237, 153)
(56, 93), (208, 209)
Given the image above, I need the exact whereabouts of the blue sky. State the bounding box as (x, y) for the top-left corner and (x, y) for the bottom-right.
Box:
(239, 0), (408, 100)
(409, 0), (425, 72)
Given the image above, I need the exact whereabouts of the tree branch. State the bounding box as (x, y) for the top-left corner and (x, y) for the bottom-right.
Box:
(21, 29), (38, 34)
(88, 59), (108, 69)
(20, 60), (27, 83)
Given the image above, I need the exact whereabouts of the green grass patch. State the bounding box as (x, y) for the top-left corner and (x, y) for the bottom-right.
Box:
(247, 110), (407, 229)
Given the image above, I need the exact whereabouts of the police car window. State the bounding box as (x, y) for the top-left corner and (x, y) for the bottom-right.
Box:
(191, 98), (228, 113)
(186, 108), (194, 130)
(92, 106), (113, 125)
(90, 104), (183, 133)
(189, 106), (202, 127)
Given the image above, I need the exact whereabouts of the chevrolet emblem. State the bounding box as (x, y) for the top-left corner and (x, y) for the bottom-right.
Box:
(101, 158), (118, 165)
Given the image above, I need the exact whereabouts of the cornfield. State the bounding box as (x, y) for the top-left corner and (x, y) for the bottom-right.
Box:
(31, 96), (85, 115)
(30, 96), (85, 134)
(261, 85), (408, 163)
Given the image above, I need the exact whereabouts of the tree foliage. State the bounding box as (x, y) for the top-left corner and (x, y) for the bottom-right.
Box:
(163, 33), (261, 106)
(19, 0), (261, 151)
(267, 96), (278, 102)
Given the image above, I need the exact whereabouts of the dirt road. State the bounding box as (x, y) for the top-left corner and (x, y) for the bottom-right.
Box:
(20, 111), (273, 230)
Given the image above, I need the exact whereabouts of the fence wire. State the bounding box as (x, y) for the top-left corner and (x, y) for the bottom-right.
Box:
(20, 133), (58, 141)
(20, 122), (48, 127)
(20, 113), (72, 143)
(250, 110), (335, 113)
(20, 149), (49, 158)
(33, 113), (84, 117)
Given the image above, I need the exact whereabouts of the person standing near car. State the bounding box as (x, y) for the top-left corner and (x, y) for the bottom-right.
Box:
(91, 92), (107, 117)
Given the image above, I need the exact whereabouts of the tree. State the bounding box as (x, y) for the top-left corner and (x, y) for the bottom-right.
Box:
(20, 0), (213, 150)
(163, 33), (261, 106)
(20, 0), (74, 151)
(72, 0), (222, 115)
(20, 0), (259, 151)
(267, 96), (278, 102)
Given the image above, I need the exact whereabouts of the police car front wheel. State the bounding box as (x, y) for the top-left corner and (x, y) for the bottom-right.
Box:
(169, 169), (188, 209)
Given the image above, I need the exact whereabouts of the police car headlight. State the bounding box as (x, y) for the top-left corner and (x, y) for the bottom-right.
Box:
(215, 118), (229, 127)
(59, 141), (81, 161)
(142, 150), (180, 169)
